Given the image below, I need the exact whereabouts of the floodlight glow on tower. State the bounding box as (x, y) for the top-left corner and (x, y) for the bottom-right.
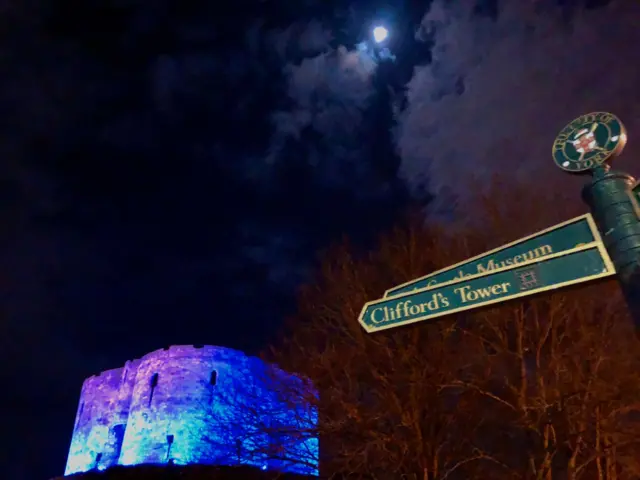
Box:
(373, 26), (388, 43)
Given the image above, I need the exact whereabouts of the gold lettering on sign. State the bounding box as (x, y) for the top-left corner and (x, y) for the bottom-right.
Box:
(580, 114), (596, 125)
(454, 282), (512, 303)
(553, 133), (569, 152)
(581, 158), (594, 168)
(369, 294), (451, 324)
(598, 113), (613, 124)
(476, 245), (552, 273)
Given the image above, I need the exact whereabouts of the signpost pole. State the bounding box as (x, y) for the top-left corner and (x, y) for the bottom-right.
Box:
(552, 111), (640, 330)
(357, 112), (640, 335)
(582, 164), (640, 328)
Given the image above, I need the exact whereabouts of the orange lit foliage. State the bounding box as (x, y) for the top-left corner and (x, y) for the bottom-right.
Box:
(271, 180), (640, 480)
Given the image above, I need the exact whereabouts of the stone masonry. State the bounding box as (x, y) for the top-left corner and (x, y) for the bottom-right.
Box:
(64, 345), (318, 476)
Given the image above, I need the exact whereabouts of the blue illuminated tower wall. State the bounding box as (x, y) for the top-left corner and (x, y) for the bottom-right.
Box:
(64, 345), (318, 476)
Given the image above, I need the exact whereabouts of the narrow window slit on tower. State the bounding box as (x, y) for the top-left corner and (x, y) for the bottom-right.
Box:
(111, 424), (126, 461)
(235, 438), (242, 461)
(149, 373), (159, 406)
(166, 434), (174, 462)
(208, 370), (218, 405)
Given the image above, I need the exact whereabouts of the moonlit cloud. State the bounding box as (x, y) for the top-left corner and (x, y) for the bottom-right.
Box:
(297, 20), (334, 54)
(265, 20), (334, 60)
(269, 44), (376, 163)
(397, 0), (640, 212)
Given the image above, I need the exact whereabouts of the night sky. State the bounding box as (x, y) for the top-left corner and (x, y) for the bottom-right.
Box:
(1, 1), (639, 479)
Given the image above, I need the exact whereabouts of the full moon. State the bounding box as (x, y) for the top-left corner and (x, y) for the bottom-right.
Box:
(373, 26), (388, 43)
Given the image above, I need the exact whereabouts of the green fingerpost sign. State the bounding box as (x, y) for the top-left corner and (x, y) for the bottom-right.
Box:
(569, 112), (640, 330)
(384, 214), (600, 298)
(359, 243), (615, 333)
(359, 111), (640, 334)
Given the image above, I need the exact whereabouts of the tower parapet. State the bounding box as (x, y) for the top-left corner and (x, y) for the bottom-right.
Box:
(65, 366), (134, 474)
(64, 345), (318, 476)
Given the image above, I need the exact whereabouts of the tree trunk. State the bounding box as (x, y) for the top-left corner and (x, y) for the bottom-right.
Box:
(604, 435), (617, 480)
(595, 406), (604, 480)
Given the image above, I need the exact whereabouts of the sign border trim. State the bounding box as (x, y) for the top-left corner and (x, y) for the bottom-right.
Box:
(363, 241), (615, 333)
(384, 213), (603, 298)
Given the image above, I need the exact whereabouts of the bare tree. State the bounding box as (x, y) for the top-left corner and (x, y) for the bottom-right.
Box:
(265, 180), (640, 479)
(202, 358), (320, 476)
(454, 283), (640, 480)
(268, 211), (512, 479)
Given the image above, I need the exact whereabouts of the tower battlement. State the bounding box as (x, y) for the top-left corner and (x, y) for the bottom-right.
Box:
(64, 345), (318, 477)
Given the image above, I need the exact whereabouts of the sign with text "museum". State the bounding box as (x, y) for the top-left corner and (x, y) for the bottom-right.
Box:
(384, 214), (600, 298)
(359, 243), (615, 333)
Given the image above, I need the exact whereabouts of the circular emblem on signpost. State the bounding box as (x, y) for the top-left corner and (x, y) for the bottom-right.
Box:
(552, 112), (626, 173)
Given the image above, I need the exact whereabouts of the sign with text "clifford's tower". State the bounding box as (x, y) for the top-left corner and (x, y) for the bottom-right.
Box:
(359, 242), (614, 333)
(359, 111), (633, 334)
(384, 214), (599, 298)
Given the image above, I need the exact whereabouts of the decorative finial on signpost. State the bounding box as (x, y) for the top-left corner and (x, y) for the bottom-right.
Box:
(355, 113), (640, 335)
(552, 112), (627, 174)
(554, 112), (640, 329)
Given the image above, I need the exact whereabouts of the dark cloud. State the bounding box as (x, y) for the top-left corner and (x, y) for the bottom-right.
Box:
(3, 1), (636, 479)
(0, 3), (420, 479)
(397, 0), (640, 215)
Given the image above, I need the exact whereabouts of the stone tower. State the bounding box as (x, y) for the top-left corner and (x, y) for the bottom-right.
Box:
(64, 345), (318, 476)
